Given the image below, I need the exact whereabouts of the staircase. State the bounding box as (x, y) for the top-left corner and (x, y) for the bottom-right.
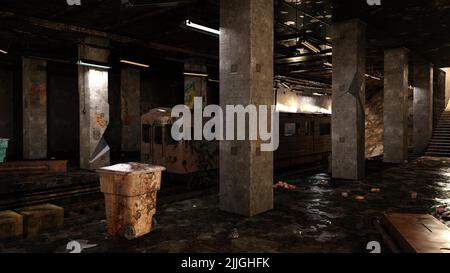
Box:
(426, 107), (450, 157)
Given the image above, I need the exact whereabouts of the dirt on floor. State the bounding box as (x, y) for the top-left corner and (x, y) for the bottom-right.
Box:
(1, 156), (450, 253)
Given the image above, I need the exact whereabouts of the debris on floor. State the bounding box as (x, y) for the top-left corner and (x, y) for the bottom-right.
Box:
(341, 192), (349, 198)
(274, 181), (296, 190)
(355, 195), (365, 201)
(435, 205), (448, 214)
(229, 228), (239, 239)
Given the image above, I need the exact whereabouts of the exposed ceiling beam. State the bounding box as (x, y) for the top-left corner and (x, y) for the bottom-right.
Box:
(104, 7), (173, 30)
(0, 10), (218, 60)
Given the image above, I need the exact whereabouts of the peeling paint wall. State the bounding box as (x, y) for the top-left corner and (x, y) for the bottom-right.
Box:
(365, 91), (384, 158)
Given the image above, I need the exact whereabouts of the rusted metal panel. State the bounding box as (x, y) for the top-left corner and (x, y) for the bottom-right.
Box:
(382, 213), (450, 253)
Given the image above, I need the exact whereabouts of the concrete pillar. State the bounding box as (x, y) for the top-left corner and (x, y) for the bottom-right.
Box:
(413, 63), (433, 154)
(0, 69), (14, 157)
(184, 59), (208, 108)
(331, 19), (366, 180)
(219, 0), (274, 216)
(383, 48), (409, 163)
(433, 69), (446, 126)
(78, 37), (110, 170)
(22, 58), (47, 159)
(121, 68), (141, 152)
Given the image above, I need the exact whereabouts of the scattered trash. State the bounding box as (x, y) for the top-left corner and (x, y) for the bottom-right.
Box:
(318, 180), (329, 188)
(442, 211), (450, 220)
(371, 188), (381, 193)
(66, 240), (97, 253)
(229, 228), (239, 239)
(410, 192), (418, 199)
(274, 181), (296, 190)
(355, 195), (365, 201)
(341, 192), (349, 198)
(192, 204), (197, 208)
(292, 228), (303, 237)
(443, 161), (447, 164)
(436, 205), (448, 214)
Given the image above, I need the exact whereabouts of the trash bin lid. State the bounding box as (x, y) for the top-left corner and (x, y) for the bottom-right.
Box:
(97, 162), (166, 175)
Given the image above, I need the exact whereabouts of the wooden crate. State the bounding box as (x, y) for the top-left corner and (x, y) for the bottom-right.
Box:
(15, 204), (64, 237)
(382, 213), (450, 253)
(0, 210), (23, 239)
(97, 163), (165, 240)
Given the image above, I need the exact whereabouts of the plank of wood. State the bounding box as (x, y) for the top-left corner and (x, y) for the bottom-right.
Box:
(383, 213), (450, 253)
(0, 160), (67, 174)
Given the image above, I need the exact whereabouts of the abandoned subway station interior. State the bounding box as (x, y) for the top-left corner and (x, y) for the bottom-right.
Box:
(2, 0), (450, 254)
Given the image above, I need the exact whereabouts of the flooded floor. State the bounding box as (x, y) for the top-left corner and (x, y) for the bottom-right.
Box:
(1, 156), (450, 253)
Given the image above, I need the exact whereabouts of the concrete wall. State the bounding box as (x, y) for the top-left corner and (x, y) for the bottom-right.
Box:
(121, 68), (141, 152)
(47, 63), (79, 162)
(444, 68), (450, 109)
(433, 68), (446, 126)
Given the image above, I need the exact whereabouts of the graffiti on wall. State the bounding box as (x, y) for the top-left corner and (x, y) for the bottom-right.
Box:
(31, 82), (46, 106)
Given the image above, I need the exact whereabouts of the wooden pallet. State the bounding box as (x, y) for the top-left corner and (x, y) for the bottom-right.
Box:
(382, 213), (450, 253)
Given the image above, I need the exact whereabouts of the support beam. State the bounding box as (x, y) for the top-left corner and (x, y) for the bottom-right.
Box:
(219, 0), (274, 216)
(383, 48), (409, 163)
(121, 68), (141, 152)
(444, 68), (450, 108)
(331, 19), (366, 180)
(22, 57), (47, 159)
(79, 37), (110, 170)
(413, 63), (434, 154)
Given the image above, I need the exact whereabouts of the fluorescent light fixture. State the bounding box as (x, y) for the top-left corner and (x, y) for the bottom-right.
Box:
(0, 49), (7, 54)
(183, 72), (209, 77)
(77, 60), (111, 70)
(313, 92), (324, 96)
(365, 73), (382, 81)
(184, 20), (220, 36)
(208, 79), (220, 83)
(120, 59), (149, 68)
(324, 62), (333, 67)
(301, 40), (321, 53)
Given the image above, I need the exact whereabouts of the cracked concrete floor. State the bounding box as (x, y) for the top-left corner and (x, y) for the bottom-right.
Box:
(1, 156), (450, 253)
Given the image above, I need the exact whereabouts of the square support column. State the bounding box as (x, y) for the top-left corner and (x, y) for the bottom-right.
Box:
(219, 0), (274, 216)
(184, 58), (208, 108)
(413, 63), (434, 154)
(121, 68), (141, 152)
(383, 48), (409, 163)
(22, 58), (47, 159)
(78, 37), (110, 170)
(331, 19), (366, 180)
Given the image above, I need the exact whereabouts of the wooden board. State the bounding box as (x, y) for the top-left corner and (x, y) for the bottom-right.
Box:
(0, 160), (68, 174)
(382, 213), (450, 253)
(0, 210), (23, 239)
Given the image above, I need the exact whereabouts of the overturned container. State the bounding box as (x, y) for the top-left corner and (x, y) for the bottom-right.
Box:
(97, 162), (165, 240)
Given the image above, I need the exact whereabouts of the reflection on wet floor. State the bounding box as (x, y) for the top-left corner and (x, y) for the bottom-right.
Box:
(1, 156), (449, 253)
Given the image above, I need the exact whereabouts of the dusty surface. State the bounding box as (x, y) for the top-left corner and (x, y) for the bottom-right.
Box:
(1, 156), (450, 253)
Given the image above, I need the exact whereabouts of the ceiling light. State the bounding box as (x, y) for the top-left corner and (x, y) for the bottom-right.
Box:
(365, 74), (382, 81)
(183, 19), (220, 36)
(301, 40), (321, 53)
(184, 72), (209, 77)
(77, 60), (111, 70)
(208, 79), (220, 83)
(324, 62), (333, 67)
(0, 49), (7, 54)
(120, 59), (149, 68)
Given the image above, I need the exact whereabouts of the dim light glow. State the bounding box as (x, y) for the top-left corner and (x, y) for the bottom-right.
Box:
(208, 79), (220, 83)
(120, 59), (149, 68)
(184, 72), (209, 77)
(88, 69), (108, 91)
(324, 62), (333, 67)
(77, 60), (111, 70)
(184, 20), (220, 36)
(0, 49), (7, 54)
